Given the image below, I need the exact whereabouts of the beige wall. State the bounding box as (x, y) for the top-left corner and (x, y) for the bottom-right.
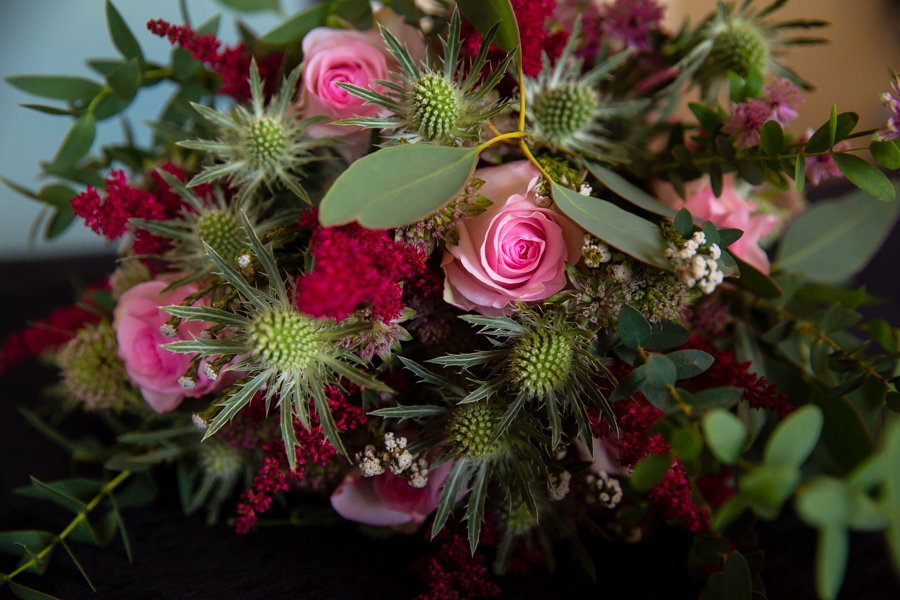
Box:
(665, 0), (900, 131)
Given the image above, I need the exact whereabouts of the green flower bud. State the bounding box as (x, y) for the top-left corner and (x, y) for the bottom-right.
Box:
(245, 117), (288, 169)
(510, 330), (574, 397)
(249, 309), (321, 372)
(200, 438), (244, 479)
(57, 321), (133, 410)
(449, 402), (506, 460)
(711, 18), (771, 77)
(197, 209), (244, 262)
(532, 81), (600, 142)
(411, 72), (461, 142)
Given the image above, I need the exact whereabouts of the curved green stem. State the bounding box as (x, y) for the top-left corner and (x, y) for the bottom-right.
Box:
(4, 470), (132, 582)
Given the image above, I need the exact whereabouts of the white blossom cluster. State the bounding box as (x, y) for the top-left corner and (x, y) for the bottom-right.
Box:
(581, 233), (612, 268)
(407, 457), (430, 488)
(356, 433), (415, 478)
(586, 470), (623, 509)
(548, 470), (572, 501)
(578, 183), (593, 196)
(665, 231), (724, 295)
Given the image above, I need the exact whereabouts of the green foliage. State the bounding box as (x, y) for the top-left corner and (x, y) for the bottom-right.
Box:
(319, 145), (481, 228)
(260, 2), (333, 44)
(763, 405), (823, 468)
(215, 0), (280, 12)
(456, 0), (519, 52)
(631, 453), (673, 493)
(551, 181), (672, 271)
(774, 187), (900, 282)
(703, 410), (747, 464)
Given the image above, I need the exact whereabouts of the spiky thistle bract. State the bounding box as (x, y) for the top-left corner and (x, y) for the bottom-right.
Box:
(667, 0), (829, 99)
(370, 356), (553, 553)
(429, 305), (618, 451)
(163, 212), (392, 468)
(178, 60), (339, 205)
(523, 18), (649, 161)
(131, 170), (299, 290)
(335, 11), (514, 145)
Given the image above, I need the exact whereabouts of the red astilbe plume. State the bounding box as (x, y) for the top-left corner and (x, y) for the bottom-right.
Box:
(412, 533), (501, 600)
(234, 385), (365, 533)
(593, 363), (709, 533)
(294, 210), (426, 323)
(461, 0), (564, 78)
(147, 19), (283, 100)
(680, 337), (794, 420)
(0, 281), (109, 376)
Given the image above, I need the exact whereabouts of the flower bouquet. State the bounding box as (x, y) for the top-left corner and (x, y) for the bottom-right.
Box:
(3, 0), (900, 598)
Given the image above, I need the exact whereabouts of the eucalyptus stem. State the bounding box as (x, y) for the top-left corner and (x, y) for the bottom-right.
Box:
(86, 87), (112, 114)
(4, 470), (132, 582)
(652, 146), (872, 174)
(753, 297), (898, 394)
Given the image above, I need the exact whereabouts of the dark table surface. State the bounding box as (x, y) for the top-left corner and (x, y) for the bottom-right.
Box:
(2, 181), (900, 599)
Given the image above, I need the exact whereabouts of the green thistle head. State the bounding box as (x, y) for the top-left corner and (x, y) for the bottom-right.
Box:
(131, 173), (298, 289)
(249, 309), (321, 372)
(162, 213), (393, 469)
(431, 306), (617, 451)
(510, 330), (575, 397)
(197, 208), (244, 262)
(334, 11), (512, 145)
(523, 17), (647, 160)
(449, 402), (507, 460)
(57, 321), (135, 410)
(200, 438), (244, 480)
(710, 17), (771, 78)
(411, 72), (462, 142)
(179, 60), (338, 205)
(245, 117), (288, 170)
(532, 81), (601, 145)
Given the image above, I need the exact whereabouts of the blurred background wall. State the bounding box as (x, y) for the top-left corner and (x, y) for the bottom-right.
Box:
(0, 0), (898, 259)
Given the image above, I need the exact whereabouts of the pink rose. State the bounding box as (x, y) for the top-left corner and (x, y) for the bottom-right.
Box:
(577, 435), (630, 477)
(113, 280), (224, 413)
(442, 161), (584, 316)
(330, 460), (456, 527)
(299, 8), (424, 161)
(654, 175), (779, 273)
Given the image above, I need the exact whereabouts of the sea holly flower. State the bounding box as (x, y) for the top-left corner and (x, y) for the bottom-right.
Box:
(672, 0), (827, 96)
(335, 11), (513, 146)
(523, 17), (649, 160)
(56, 321), (139, 411)
(131, 172), (299, 289)
(162, 213), (392, 468)
(178, 60), (338, 205)
(430, 305), (617, 452)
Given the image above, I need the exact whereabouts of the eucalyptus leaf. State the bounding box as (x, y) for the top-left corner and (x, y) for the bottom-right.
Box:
(646, 320), (691, 350)
(816, 525), (849, 600)
(106, 1), (144, 68)
(703, 409), (747, 464)
(669, 349), (715, 379)
(551, 182), (672, 270)
(5, 75), (102, 101)
(617, 305), (652, 350)
(585, 161), (677, 217)
(871, 140), (900, 169)
(764, 404), (823, 468)
(631, 452), (672, 493)
(51, 113), (96, 169)
(456, 0), (519, 52)
(105, 57), (140, 101)
(774, 188), (900, 282)
(760, 120), (784, 157)
(260, 2), (335, 44)
(215, 0), (280, 12)
(320, 145), (480, 228)
(832, 153), (896, 202)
